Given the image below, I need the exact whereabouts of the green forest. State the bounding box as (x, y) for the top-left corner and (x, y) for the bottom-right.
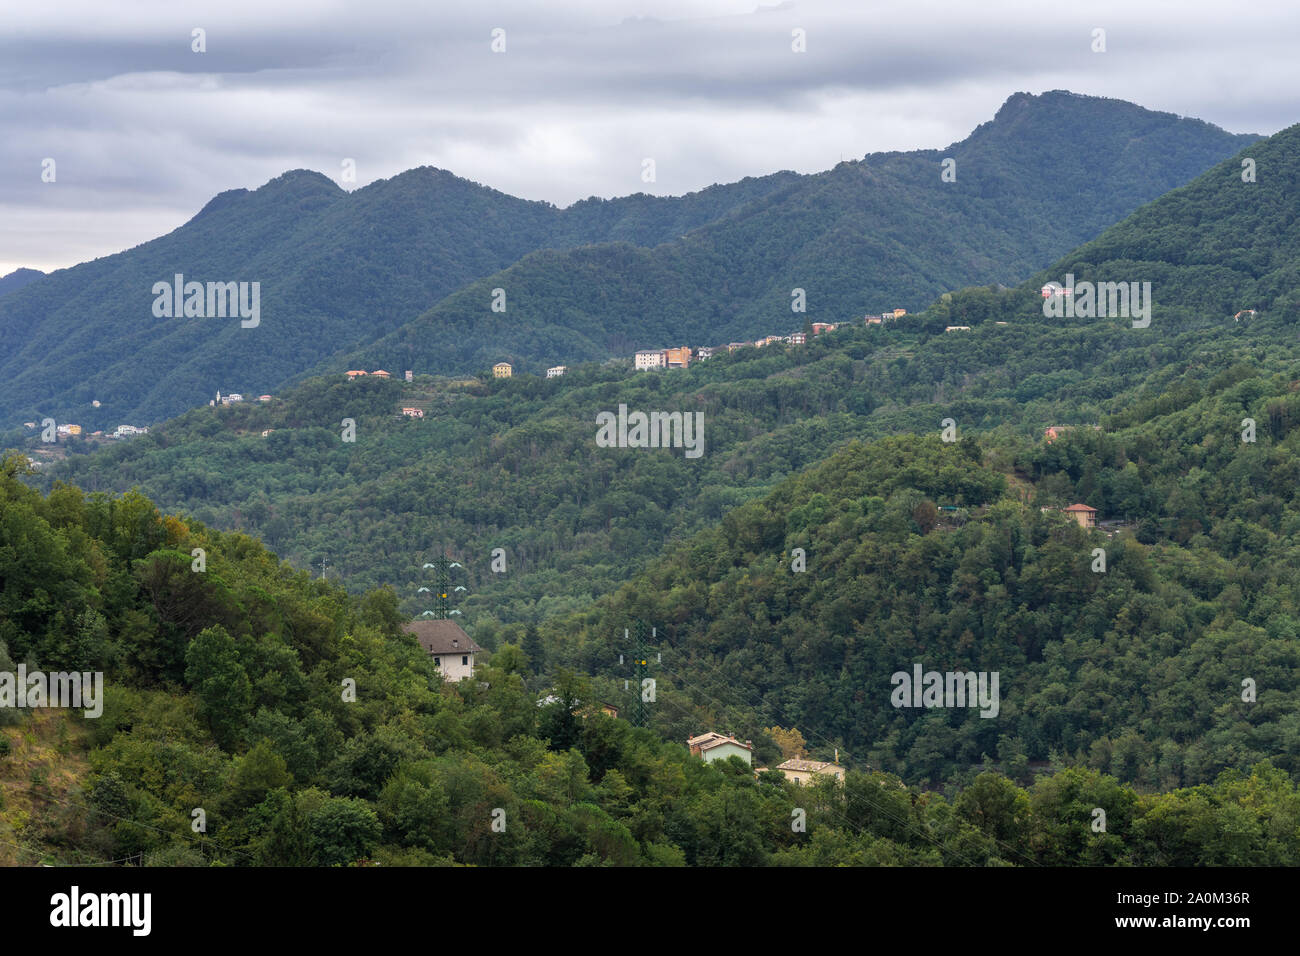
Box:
(3, 93), (1298, 868)
(2, 456), (1296, 866)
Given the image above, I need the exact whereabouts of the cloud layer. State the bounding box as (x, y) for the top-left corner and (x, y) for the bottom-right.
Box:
(2, 0), (1293, 273)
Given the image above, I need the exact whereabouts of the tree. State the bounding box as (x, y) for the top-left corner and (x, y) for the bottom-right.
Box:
(184, 625), (252, 749)
(308, 797), (382, 866)
(766, 726), (808, 760)
(522, 625), (544, 675)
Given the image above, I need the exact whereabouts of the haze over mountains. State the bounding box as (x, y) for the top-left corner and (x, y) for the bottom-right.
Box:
(0, 91), (1257, 429)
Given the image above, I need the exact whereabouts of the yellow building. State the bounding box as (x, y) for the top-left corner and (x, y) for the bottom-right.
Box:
(493, 362), (513, 378)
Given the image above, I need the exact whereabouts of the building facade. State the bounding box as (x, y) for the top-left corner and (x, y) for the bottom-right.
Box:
(400, 619), (483, 682)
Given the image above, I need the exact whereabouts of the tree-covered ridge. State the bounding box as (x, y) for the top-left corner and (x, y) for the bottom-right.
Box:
(543, 392), (1300, 794)
(2, 460), (1296, 867)
(350, 91), (1256, 377)
(0, 91), (1254, 429)
(0, 165), (798, 430)
(1024, 118), (1300, 322)
(32, 264), (1300, 637)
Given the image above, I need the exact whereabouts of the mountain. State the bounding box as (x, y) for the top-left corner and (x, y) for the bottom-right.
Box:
(34, 120), (1300, 631)
(0, 167), (797, 429)
(0, 91), (1255, 430)
(0, 267), (44, 298)
(348, 91), (1258, 376)
(26, 109), (1300, 795)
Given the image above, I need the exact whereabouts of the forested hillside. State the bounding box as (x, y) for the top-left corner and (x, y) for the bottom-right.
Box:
(0, 269), (43, 299)
(2, 458), (1296, 866)
(0, 91), (1253, 429)
(350, 91), (1257, 375)
(0, 166), (796, 430)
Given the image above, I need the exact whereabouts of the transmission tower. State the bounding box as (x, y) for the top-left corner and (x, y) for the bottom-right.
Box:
(626, 620), (656, 728)
(420, 555), (465, 619)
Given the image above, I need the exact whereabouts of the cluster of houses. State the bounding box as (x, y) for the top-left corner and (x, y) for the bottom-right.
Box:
(686, 732), (847, 784)
(487, 309), (911, 381)
(345, 369), (416, 382)
(210, 391), (273, 406)
(21, 421), (150, 440)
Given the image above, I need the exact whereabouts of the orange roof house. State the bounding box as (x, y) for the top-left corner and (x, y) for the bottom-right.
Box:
(1063, 503), (1097, 528)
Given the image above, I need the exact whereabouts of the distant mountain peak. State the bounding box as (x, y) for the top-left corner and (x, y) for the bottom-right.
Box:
(0, 267), (46, 299)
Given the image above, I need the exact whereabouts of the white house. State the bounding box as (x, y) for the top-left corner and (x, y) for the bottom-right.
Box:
(400, 619), (483, 682)
(634, 350), (665, 370)
(695, 347), (714, 360)
(546, 365), (567, 378)
(687, 732), (754, 766)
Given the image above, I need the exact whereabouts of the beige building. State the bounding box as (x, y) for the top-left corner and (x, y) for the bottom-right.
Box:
(773, 758), (846, 785)
(688, 732), (754, 766)
(400, 619), (483, 682)
(664, 346), (691, 368)
(1064, 503), (1097, 529)
(493, 362), (513, 378)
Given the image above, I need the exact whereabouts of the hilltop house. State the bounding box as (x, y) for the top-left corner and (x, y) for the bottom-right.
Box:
(696, 347), (714, 360)
(401, 407), (424, 418)
(493, 362), (513, 378)
(772, 758), (846, 785)
(1064, 503), (1098, 529)
(546, 365), (566, 378)
(687, 732), (754, 766)
(400, 619), (483, 682)
(346, 370), (368, 380)
(945, 325), (972, 332)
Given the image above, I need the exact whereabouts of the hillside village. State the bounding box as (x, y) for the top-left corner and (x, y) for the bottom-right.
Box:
(486, 308), (910, 380)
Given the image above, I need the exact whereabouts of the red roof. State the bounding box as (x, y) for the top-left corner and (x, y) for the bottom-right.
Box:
(1064, 503), (1097, 513)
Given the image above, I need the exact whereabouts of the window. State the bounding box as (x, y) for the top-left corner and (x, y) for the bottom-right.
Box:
(434, 657), (441, 666)
(462, 655), (469, 666)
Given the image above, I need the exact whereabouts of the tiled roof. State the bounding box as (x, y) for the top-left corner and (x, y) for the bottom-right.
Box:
(776, 758), (842, 773)
(400, 619), (483, 655)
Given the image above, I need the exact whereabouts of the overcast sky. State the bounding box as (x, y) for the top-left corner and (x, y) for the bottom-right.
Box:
(2, 0), (1296, 275)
